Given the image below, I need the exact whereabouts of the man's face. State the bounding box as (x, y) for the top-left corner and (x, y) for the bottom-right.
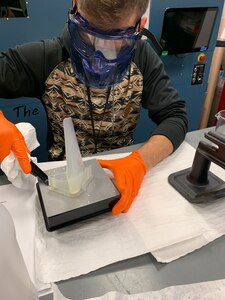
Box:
(69, 1), (145, 88)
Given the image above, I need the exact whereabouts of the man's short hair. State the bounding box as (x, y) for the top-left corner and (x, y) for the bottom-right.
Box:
(78, 0), (149, 29)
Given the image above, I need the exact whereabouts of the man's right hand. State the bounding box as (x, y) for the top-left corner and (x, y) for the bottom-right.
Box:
(0, 111), (31, 174)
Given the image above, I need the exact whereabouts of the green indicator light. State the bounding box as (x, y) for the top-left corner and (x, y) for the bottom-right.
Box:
(161, 51), (168, 56)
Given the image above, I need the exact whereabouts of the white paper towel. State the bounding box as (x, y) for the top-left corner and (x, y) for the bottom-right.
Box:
(1, 186), (47, 293)
(34, 141), (225, 284)
(0, 203), (38, 300)
(1, 122), (39, 189)
(51, 279), (225, 300)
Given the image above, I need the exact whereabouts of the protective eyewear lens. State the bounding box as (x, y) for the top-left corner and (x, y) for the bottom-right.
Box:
(68, 11), (141, 60)
(78, 30), (138, 60)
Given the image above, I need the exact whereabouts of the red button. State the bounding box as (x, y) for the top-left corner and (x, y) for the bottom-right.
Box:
(198, 54), (206, 62)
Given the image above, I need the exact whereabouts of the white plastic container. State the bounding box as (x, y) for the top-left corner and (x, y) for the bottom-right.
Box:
(48, 117), (91, 196)
(215, 110), (225, 135)
(64, 117), (85, 193)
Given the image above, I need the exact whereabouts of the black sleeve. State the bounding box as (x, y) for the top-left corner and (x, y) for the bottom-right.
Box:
(134, 41), (188, 151)
(0, 38), (68, 99)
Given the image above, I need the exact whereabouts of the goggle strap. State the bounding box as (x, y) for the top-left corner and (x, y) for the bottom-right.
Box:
(70, 3), (77, 15)
(141, 28), (163, 55)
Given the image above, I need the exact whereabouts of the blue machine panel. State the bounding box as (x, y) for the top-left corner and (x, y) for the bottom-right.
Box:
(0, 98), (48, 161)
(134, 0), (224, 144)
(0, 0), (70, 50)
(0, 0), (71, 161)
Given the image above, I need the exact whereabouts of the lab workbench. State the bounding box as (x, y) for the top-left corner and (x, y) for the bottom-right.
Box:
(57, 126), (225, 299)
(1, 127), (224, 300)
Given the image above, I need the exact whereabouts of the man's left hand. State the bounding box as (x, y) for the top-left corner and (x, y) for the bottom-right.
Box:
(98, 150), (146, 215)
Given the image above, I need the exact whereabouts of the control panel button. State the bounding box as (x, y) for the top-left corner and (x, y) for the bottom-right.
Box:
(198, 53), (206, 62)
(191, 64), (205, 85)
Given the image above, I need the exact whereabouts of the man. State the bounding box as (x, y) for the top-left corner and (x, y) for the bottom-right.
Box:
(0, 0), (188, 214)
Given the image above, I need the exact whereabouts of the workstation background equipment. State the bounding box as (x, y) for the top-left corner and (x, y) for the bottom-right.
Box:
(134, 0), (224, 143)
(0, 0), (70, 161)
(0, 0), (224, 161)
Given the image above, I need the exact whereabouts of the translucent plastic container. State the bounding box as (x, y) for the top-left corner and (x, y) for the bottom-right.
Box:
(215, 110), (225, 135)
(48, 117), (92, 196)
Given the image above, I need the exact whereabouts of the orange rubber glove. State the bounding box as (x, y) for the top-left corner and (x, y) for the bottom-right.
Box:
(0, 111), (31, 174)
(98, 150), (146, 215)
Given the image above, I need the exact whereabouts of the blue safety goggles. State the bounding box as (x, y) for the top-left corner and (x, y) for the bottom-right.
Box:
(68, 9), (142, 88)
